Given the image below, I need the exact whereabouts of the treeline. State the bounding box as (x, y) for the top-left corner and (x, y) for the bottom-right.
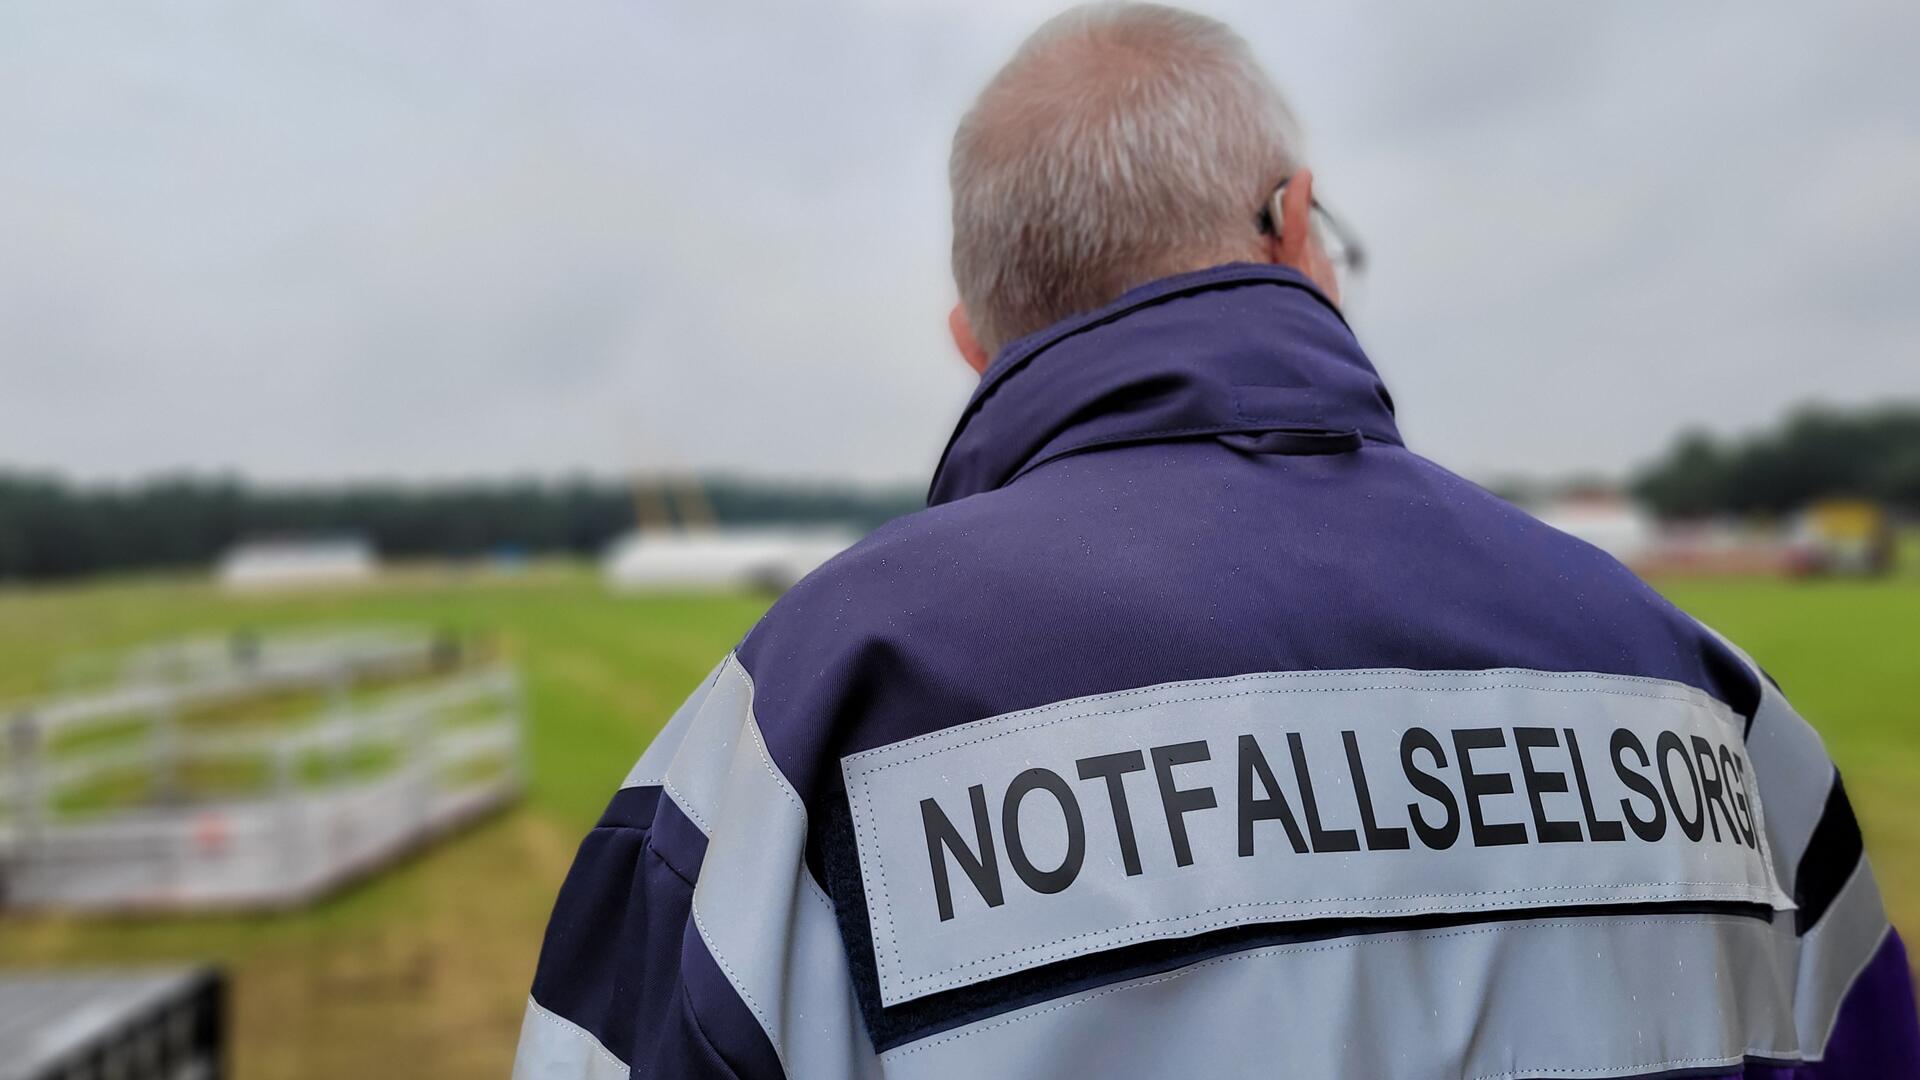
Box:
(8, 401), (1914, 580)
(1631, 403), (1920, 518)
(0, 474), (923, 581)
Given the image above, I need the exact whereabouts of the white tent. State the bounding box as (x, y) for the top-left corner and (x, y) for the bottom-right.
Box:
(602, 528), (856, 592)
(216, 537), (377, 591)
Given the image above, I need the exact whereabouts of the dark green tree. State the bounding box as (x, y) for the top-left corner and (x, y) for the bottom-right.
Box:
(1632, 403), (1920, 517)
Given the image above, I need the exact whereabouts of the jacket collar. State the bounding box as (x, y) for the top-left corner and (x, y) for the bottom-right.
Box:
(927, 263), (1402, 506)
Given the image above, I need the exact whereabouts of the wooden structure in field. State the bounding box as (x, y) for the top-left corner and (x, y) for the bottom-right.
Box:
(0, 630), (523, 913)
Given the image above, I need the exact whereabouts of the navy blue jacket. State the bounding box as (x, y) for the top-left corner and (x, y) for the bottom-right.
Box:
(516, 264), (1919, 1079)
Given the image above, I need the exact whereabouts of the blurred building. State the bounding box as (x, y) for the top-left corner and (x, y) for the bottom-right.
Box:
(1531, 490), (1658, 565)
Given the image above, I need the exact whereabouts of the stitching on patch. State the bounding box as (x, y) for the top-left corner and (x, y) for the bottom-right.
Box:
(859, 766), (902, 989)
(843, 668), (1736, 769)
(863, 682), (1726, 774)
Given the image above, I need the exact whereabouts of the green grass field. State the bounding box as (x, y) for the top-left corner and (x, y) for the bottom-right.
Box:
(1658, 574), (1920, 928)
(0, 566), (1913, 1077)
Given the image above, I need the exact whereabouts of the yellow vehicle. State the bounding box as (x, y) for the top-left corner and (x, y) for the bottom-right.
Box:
(1791, 499), (1895, 576)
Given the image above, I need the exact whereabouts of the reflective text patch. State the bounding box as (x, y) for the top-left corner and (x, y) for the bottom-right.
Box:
(841, 668), (1787, 1006)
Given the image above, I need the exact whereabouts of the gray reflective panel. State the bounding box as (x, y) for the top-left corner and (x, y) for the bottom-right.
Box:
(623, 657), (729, 790)
(657, 656), (883, 1079)
(1697, 624), (1896, 1062)
(1797, 860), (1892, 1058)
(656, 661), (753, 833)
(1742, 684), (1834, 899)
(512, 998), (630, 1080)
(880, 912), (1801, 1080)
(1702, 628), (1833, 896)
(844, 667), (1790, 1006)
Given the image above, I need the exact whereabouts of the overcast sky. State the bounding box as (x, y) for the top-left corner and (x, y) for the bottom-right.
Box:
(2, 1), (1916, 487)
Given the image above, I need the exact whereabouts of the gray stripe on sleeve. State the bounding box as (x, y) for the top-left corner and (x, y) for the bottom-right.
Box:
(622, 657), (730, 790)
(1796, 859), (1892, 1059)
(1697, 623), (1894, 1061)
(650, 655), (883, 1079)
(1740, 676), (1835, 898)
(652, 661), (753, 832)
(511, 997), (630, 1080)
(1694, 623), (1832, 897)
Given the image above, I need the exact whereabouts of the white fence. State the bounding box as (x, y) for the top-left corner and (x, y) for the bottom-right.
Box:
(0, 632), (524, 913)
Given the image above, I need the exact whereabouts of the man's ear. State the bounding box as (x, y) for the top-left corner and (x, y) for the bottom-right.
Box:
(1273, 168), (1314, 267)
(1265, 168), (1341, 306)
(949, 303), (991, 375)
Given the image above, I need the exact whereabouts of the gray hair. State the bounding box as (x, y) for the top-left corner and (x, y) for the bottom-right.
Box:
(950, 2), (1301, 354)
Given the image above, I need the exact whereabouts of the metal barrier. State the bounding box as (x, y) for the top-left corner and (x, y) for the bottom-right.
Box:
(0, 631), (523, 913)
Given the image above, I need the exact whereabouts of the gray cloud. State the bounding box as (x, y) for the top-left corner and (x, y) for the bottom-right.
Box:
(1, 0), (1915, 485)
